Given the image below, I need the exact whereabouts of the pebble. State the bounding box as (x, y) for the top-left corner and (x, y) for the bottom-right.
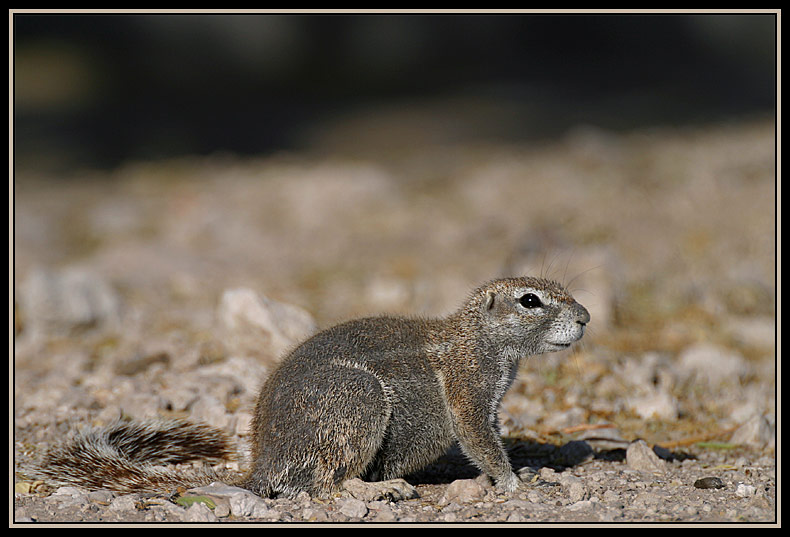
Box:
(87, 490), (115, 504)
(183, 502), (218, 522)
(567, 499), (595, 511)
(108, 495), (139, 512)
(735, 484), (757, 498)
(53, 486), (88, 498)
(228, 491), (279, 519)
(694, 477), (725, 490)
(502, 499), (531, 510)
(187, 483), (252, 497)
(506, 511), (528, 522)
(538, 467), (559, 481)
(301, 507), (330, 522)
(439, 478), (487, 506)
(730, 414), (774, 449)
(565, 480), (589, 503)
(47, 489), (90, 508)
(218, 287), (317, 358)
(367, 501), (397, 522)
(527, 491), (543, 504)
(626, 440), (667, 474)
(337, 497), (368, 519)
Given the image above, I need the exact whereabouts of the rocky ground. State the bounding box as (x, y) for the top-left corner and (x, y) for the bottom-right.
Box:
(13, 116), (777, 525)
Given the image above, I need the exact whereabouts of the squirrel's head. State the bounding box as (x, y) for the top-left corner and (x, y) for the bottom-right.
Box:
(469, 277), (590, 356)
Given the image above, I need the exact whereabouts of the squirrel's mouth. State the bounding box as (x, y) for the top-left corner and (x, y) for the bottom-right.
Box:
(546, 341), (572, 349)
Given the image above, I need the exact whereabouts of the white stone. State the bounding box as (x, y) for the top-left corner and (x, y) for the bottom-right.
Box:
(338, 497), (368, 519)
(735, 484), (757, 498)
(218, 288), (316, 358)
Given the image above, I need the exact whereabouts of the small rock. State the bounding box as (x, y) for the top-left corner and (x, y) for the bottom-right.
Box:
(187, 483), (252, 497)
(367, 501), (397, 522)
(527, 490), (543, 503)
(567, 499), (594, 511)
(294, 490), (312, 505)
(183, 501), (218, 522)
(694, 477), (725, 489)
(87, 490), (116, 504)
(503, 499), (531, 510)
(538, 467), (559, 482)
(211, 499), (231, 518)
(53, 486), (88, 498)
(506, 511), (528, 522)
(442, 511), (459, 523)
(108, 494), (139, 512)
(558, 473), (588, 504)
(439, 478), (487, 506)
(48, 489), (90, 508)
(218, 288), (316, 359)
(228, 491), (277, 518)
(735, 484), (757, 498)
(626, 440), (667, 474)
(337, 497), (368, 519)
(567, 480), (589, 503)
(301, 507), (330, 522)
(730, 414), (774, 449)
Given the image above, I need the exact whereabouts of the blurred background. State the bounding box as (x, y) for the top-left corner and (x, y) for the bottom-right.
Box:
(14, 13), (776, 172)
(13, 12), (777, 466)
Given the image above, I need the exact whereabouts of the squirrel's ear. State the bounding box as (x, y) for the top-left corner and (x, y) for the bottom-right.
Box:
(484, 290), (496, 311)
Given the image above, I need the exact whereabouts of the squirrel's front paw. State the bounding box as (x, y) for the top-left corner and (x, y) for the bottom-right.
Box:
(343, 478), (419, 502)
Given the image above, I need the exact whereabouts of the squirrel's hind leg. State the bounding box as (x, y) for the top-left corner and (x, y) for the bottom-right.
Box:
(246, 361), (391, 498)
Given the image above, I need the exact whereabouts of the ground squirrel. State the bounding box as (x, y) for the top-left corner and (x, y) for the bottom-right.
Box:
(27, 277), (589, 498)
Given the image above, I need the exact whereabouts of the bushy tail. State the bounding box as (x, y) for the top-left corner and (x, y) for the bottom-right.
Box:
(27, 419), (236, 493)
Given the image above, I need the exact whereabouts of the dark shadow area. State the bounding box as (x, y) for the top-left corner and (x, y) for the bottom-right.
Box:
(403, 439), (695, 486)
(13, 13), (776, 174)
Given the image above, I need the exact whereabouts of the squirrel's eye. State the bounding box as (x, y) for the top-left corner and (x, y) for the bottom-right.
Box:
(519, 293), (542, 308)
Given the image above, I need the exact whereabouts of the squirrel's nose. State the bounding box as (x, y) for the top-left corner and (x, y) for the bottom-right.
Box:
(575, 304), (590, 326)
